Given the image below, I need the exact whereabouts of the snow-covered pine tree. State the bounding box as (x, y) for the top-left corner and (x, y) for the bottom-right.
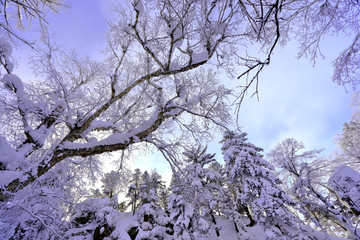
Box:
(216, 186), (248, 236)
(128, 168), (170, 240)
(134, 175), (170, 240)
(149, 170), (163, 190)
(99, 170), (130, 209)
(167, 146), (225, 239)
(167, 184), (195, 240)
(135, 200), (171, 240)
(101, 170), (124, 199)
(65, 198), (117, 239)
(182, 146), (223, 237)
(206, 161), (250, 237)
(150, 169), (169, 211)
(221, 130), (310, 238)
(150, 170), (167, 197)
(158, 187), (170, 213)
(138, 171), (153, 206)
(127, 168), (143, 215)
(137, 170), (166, 207)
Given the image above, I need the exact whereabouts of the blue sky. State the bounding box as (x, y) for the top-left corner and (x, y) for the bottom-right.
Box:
(237, 38), (354, 155)
(12, 0), (355, 179)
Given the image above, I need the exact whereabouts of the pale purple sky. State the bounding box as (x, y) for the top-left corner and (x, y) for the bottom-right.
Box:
(12, 0), (354, 178)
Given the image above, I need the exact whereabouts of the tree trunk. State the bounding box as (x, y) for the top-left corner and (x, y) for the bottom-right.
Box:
(210, 211), (220, 237)
(245, 207), (256, 227)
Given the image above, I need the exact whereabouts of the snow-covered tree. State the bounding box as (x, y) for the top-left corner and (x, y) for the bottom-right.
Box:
(269, 138), (360, 238)
(134, 200), (171, 240)
(138, 171), (153, 205)
(0, 161), (80, 239)
(127, 168), (143, 215)
(292, 163), (360, 239)
(205, 160), (250, 237)
(0, 0), (64, 44)
(221, 130), (314, 238)
(134, 170), (170, 240)
(149, 170), (167, 198)
(2, 0), (306, 198)
(140, 169), (169, 211)
(267, 138), (324, 192)
(181, 146), (222, 237)
(150, 170), (169, 211)
(335, 92), (360, 170)
(328, 165), (360, 219)
(280, 0), (360, 89)
(89, 169), (131, 210)
(65, 197), (134, 239)
(337, 120), (360, 167)
(167, 185), (194, 240)
(132, 169), (166, 208)
(168, 146), (235, 238)
(102, 170), (130, 199)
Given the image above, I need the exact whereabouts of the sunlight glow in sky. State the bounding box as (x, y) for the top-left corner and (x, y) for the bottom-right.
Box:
(12, 0), (355, 180)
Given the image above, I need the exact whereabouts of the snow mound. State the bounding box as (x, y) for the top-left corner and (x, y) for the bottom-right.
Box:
(1, 74), (24, 94)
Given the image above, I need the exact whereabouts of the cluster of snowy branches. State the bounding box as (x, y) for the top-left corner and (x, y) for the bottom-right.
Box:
(0, 0), (360, 239)
(268, 137), (360, 239)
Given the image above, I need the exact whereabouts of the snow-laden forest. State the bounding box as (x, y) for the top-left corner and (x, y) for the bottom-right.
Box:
(0, 0), (360, 239)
